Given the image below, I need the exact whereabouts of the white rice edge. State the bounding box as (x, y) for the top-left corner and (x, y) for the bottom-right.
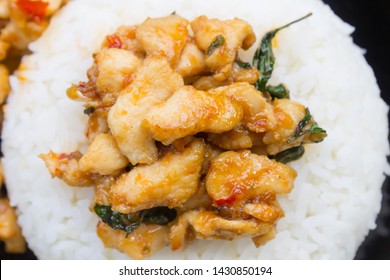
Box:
(2, 0), (389, 260)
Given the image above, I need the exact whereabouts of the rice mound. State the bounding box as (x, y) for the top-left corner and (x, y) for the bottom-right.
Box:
(2, 0), (389, 259)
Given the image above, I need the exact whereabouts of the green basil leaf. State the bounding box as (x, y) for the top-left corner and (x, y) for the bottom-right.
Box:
(234, 60), (252, 69)
(270, 146), (305, 164)
(206, 35), (226, 56)
(253, 13), (312, 94)
(266, 83), (290, 99)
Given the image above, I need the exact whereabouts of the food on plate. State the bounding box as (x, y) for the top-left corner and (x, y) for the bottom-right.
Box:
(39, 11), (328, 259)
(2, 0), (389, 260)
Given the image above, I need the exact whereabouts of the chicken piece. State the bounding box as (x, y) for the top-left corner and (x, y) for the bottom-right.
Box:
(108, 55), (184, 165)
(79, 134), (128, 176)
(102, 25), (145, 58)
(92, 176), (116, 206)
(191, 16), (256, 79)
(175, 39), (208, 78)
(1, 0), (66, 55)
(0, 199), (20, 239)
(243, 203), (283, 223)
(192, 75), (228, 91)
(200, 143), (222, 175)
(177, 181), (213, 214)
(231, 60), (259, 84)
(211, 82), (277, 133)
(206, 150), (296, 207)
(0, 40), (9, 61)
(191, 60), (259, 90)
(109, 139), (205, 213)
(40, 151), (98, 187)
(0, 64), (10, 104)
(97, 222), (169, 260)
(0, 199), (26, 253)
(146, 86), (243, 145)
(170, 210), (273, 251)
(9, 0), (63, 17)
(2, 1), (49, 50)
(0, 0), (9, 19)
(208, 126), (259, 150)
(136, 14), (188, 66)
(263, 98), (306, 155)
(85, 111), (109, 143)
(43, 0), (63, 16)
(252, 227), (276, 247)
(95, 48), (142, 94)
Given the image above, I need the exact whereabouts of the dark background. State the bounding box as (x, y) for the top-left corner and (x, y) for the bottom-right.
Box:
(1, 0), (390, 260)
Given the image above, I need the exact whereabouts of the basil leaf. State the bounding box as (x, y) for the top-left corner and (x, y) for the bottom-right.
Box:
(141, 207), (177, 225)
(94, 204), (141, 235)
(253, 13), (312, 95)
(266, 83), (290, 99)
(206, 35), (226, 56)
(305, 123), (327, 143)
(287, 107), (327, 143)
(235, 60), (252, 69)
(270, 146), (305, 164)
(94, 205), (177, 236)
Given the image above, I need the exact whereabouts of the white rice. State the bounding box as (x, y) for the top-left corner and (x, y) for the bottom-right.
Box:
(2, 0), (389, 259)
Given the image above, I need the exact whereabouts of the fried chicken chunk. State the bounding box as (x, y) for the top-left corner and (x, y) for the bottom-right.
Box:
(210, 82), (277, 133)
(40, 151), (97, 187)
(102, 25), (145, 58)
(0, 199), (26, 253)
(170, 210), (273, 251)
(175, 39), (208, 78)
(146, 86), (243, 145)
(109, 139), (206, 213)
(206, 150), (296, 205)
(191, 16), (256, 79)
(263, 98), (306, 155)
(136, 14), (189, 66)
(97, 222), (169, 260)
(0, 64), (10, 104)
(95, 48), (142, 94)
(79, 133), (128, 175)
(108, 55), (184, 165)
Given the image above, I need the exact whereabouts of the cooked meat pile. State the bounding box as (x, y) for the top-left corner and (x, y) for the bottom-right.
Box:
(41, 14), (326, 259)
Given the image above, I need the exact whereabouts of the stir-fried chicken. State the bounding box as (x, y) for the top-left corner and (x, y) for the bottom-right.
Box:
(1, 0), (67, 56)
(170, 210), (273, 251)
(0, 64), (9, 103)
(108, 55), (183, 165)
(146, 86), (243, 145)
(97, 222), (169, 260)
(41, 13), (326, 259)
(95, 48), (141, 95)
(191, 16), (256, 80)
(79, 133), (128, 176)
(206, 150), (296, 205)
(136, 14), (188, 66)
(0, 198), (26, 253)
(109, 139), (205, 213)
(40, 151), (97, 187)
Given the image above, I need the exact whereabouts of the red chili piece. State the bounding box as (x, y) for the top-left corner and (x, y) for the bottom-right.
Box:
(16, 0), (49, 22)
(214, 186), (244, 207)
(106, 34), (122, 49)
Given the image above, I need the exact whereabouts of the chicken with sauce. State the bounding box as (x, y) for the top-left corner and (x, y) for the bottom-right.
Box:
(41, 13), (326, 259)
